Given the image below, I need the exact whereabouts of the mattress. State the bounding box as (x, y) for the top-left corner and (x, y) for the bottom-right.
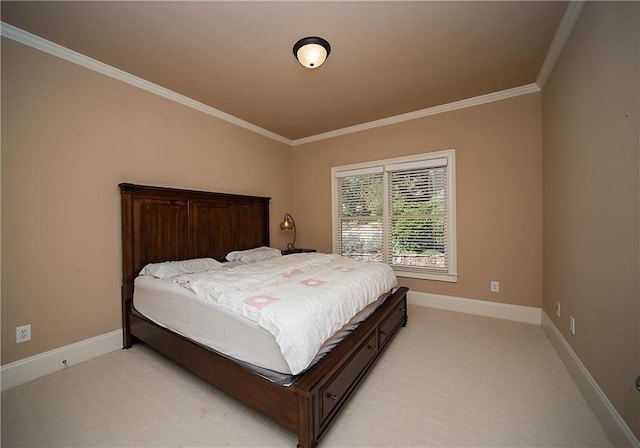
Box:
(175, 253), (397, 374)
(133, 273), (390, 383)
(134, 274), (293, 374)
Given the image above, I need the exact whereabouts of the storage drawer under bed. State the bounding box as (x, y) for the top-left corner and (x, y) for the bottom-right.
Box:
(379, 297), (407, 349)
(317, 287), (407, 430)
(320, 330), (378, 422)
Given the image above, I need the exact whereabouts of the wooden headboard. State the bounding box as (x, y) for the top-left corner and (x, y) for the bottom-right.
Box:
(119, 183), (270, 343)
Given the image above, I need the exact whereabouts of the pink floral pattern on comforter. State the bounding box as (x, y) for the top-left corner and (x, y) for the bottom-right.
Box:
(175, 253), (397, 374)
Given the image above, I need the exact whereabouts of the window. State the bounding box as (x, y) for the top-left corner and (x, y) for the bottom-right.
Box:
(332, 150), (457, 282)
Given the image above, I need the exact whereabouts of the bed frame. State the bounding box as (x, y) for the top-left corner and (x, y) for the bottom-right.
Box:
(119, 183), (408, 448)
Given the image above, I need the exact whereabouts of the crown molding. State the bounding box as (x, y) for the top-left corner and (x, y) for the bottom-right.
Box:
(291, 84), (541, 146)
(0, 21), (292, 146)
(2, 21), (553, 148)
(536, 1), (585, 89)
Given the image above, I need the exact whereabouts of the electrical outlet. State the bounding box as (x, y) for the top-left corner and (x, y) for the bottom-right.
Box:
(16, 324), (31, 343)
(569, 315), (576, 335)
(555, 301), (561, 317)
(490, 281), (500, 292)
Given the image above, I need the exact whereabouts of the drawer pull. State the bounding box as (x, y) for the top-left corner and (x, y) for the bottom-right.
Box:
(327, 393), (338, 401)
(367, 344), (376, 352)
(380, 330), (387, 336)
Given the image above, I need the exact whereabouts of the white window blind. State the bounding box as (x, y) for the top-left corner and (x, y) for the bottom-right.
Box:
(388, 163), (448, 274)
(332, 150), (457, 282)
(336, 171), (384, 261)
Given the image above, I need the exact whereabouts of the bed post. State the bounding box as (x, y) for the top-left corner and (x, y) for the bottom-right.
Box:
(119, 184), (134, 348)
(297, 393), (316, 448)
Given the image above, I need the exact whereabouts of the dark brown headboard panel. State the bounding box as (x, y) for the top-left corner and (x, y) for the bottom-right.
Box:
(119, 183), (270, 345)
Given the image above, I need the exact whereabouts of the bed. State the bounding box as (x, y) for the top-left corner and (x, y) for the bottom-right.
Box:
(119, 183), (408, 448)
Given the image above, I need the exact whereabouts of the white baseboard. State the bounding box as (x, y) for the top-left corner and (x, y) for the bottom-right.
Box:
(409, 292), (638, 446)
(541, 311), (639, 448)
(2, 305), (637, 447)
(0, 329), (123, 392)
(408, 290), (542, 325)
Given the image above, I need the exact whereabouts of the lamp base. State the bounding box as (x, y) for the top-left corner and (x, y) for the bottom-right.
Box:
(281, 248), (316, 255)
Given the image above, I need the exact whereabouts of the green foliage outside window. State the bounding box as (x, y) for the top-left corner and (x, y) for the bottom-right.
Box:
(391, 196), (446, 255)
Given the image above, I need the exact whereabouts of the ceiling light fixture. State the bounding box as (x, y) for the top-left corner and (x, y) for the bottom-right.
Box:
(293, 36), (331, 69)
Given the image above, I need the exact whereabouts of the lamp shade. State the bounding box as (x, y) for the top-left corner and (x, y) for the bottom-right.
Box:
(280, 215), (295, 230)
(279, 213), (297, 250)
(293, 36), (331, 69)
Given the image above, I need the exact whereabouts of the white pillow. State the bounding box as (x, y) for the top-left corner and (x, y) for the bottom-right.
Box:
(139, 257), (221, 279)
(225, 246), (282, 263)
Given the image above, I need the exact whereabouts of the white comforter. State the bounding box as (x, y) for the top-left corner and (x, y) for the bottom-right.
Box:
(175, 253), (397, 374)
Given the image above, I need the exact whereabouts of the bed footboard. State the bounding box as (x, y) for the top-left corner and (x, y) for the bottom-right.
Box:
(292, 286), (408, 447)
(125, 286), (407, 448)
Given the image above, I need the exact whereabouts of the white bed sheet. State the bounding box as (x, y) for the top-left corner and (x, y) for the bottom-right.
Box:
(133, 273), (391, 377)
(134, 275), (293, 374)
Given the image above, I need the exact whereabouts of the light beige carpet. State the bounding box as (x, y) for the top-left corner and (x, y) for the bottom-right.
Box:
(1, 306), (612, 447)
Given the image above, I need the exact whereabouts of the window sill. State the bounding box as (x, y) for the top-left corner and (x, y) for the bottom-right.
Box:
(394, 269), (458, 282)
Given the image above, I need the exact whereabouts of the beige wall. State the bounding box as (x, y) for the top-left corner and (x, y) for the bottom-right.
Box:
(541, 1), (639, 439)
(291, 94), (543, 308)
(1, 36), (545, 364)
(3, 3), (637, 440)
(1, 39), (293, 365)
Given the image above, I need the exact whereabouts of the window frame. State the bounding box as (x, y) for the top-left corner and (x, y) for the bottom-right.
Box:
(331, 149), (458, 282)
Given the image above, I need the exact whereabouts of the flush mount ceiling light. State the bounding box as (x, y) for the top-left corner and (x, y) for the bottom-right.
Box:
(293, 36), (331, 69)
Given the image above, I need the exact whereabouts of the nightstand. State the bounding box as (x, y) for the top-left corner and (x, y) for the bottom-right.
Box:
(281, 248), (316, 255)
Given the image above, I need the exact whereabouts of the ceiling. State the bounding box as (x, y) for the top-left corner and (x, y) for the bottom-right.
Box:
(1, 1), (568, 142)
